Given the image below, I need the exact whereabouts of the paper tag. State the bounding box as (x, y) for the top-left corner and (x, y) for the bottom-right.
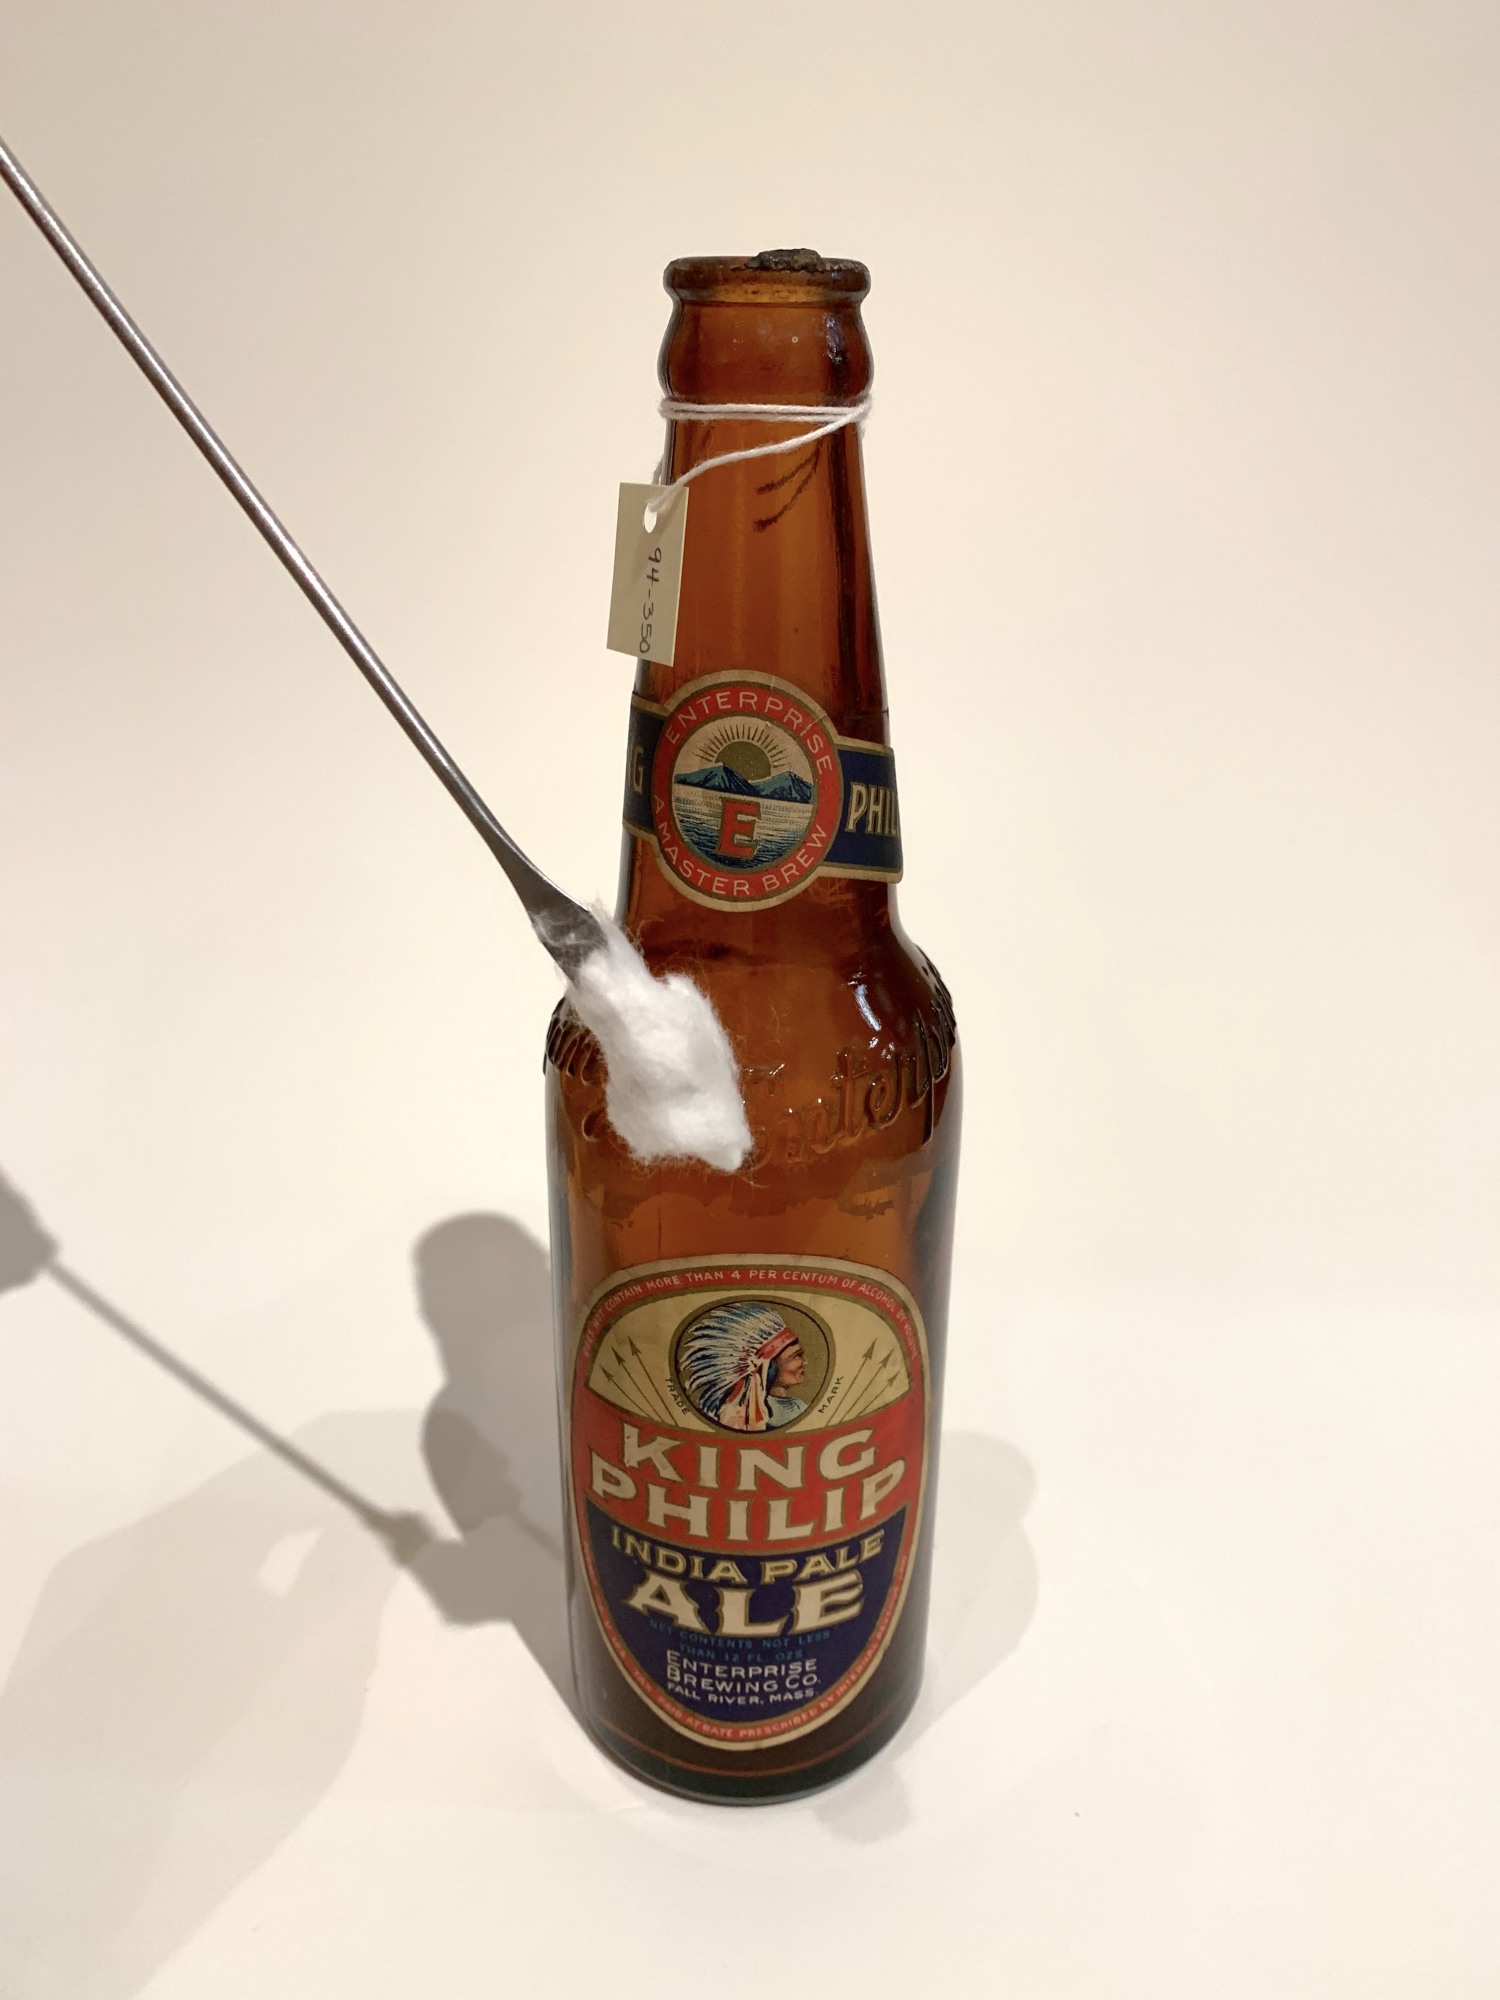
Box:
(607, 483), (689, 667)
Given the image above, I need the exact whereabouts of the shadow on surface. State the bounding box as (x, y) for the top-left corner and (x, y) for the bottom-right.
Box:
(0, 1165), (56, 1293)
(0, 1411), (412, 2000)
(815, 1427), (1039, 1842)
(404, 1212), (571, 1701)
(0, 1173), (569, 1998)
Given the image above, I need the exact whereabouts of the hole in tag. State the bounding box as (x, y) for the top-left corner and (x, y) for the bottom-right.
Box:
(607, 483), (690, 667)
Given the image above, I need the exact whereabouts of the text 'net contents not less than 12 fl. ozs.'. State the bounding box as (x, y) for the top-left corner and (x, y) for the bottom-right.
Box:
(549, 251), (960, 1804)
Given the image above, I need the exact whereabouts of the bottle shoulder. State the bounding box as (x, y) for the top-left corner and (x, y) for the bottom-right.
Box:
(546, 909), (958, 1189)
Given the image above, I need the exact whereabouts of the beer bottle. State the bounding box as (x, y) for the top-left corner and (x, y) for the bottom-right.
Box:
(546, 251), (960, 1802)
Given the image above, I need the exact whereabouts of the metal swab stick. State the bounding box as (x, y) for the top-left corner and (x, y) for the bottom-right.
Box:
(0, 131), (605, 975)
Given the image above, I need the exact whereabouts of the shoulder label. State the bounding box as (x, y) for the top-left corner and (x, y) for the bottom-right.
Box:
(569, 1255), (928, 1749)
(623, 674), (902, 909)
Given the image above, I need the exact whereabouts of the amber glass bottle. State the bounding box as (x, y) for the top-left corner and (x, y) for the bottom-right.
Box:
(545, 251), (960, 1802)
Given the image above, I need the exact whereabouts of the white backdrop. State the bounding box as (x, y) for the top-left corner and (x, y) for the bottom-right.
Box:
(1, 2), (1496, 1994)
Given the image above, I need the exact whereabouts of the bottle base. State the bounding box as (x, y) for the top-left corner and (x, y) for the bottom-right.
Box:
(578, 1679), (919, 1806)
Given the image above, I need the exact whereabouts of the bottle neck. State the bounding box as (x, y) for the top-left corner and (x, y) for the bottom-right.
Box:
(621, 257), (898, 949)
(654, 413), (886, 735)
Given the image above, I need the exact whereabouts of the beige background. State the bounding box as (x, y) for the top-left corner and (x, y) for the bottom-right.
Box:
(1, 1), (1497, 1994)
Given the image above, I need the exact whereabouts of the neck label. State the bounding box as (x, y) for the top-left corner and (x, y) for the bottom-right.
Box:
(623, 672), (902, 909)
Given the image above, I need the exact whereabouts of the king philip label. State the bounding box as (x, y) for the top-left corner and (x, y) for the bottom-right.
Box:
(569, 1255), (929, 1749)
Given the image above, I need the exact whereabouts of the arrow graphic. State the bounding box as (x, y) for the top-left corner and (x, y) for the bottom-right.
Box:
(849, 1353), (901, 1420)
(599, 1362), (648, 1417)
(826, 1339), (880, 1426)
(623, 1337), (674, 1423)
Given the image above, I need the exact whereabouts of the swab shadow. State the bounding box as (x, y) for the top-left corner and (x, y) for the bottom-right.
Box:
(0, 1166), (55, 1294)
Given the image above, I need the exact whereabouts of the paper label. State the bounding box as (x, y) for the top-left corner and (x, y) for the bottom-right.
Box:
(569, 1254), (929, 1749)
(606, 484), (689, 667)
(621, 671), (903, 909)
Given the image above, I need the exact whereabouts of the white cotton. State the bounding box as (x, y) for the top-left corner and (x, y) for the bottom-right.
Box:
(565, 914), (752, 1173)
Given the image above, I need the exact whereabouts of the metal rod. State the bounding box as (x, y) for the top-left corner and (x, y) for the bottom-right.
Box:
(0, 130), (603, 974)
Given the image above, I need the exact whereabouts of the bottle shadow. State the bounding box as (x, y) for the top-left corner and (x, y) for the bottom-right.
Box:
(0, 1179), (569, 2000)
(403, 1213), (572, 1703)
(812, 1428), (1039, 1842)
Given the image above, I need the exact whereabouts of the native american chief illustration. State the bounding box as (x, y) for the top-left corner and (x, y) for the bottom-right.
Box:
(678, 1300), (809, 1432)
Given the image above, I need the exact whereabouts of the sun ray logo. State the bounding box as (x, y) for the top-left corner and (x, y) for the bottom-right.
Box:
(569, 1255), (929, 1749)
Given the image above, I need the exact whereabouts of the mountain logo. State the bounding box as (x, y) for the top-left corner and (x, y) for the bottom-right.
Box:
(675, 763), (815, 804)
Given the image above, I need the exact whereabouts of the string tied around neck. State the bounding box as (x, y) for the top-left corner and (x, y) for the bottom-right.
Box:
(644, 396), (871, 531)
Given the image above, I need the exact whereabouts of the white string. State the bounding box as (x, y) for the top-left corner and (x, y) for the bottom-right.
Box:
(645, 395), (871, 530)
(659, 399), (872, 423)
